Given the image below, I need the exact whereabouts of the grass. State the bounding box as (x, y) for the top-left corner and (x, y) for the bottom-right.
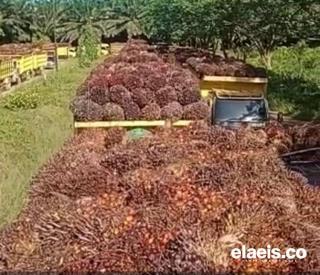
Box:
(0, 58), (99, 227)
(249, 46), (320, 120)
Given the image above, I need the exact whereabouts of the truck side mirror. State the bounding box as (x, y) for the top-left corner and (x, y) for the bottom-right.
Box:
(277, 112), (284, 123)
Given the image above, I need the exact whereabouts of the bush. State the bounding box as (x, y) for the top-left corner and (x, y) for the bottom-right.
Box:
(78, 26), (100, 67)
(4, 91), (40, 110)
(249, 46), (320, 120)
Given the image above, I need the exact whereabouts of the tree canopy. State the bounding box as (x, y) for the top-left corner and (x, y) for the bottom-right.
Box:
(0, 0), (318, 67)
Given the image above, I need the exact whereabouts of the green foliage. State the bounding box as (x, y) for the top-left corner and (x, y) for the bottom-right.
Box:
(106, 0), (149, 39)
(149, 0), (319, 61)
(215, 0), (317, 67)
(0, 0), (319, 56)
(77, 26), (100, 67)
(249, 45), (320, 120)
(4, 91), (40, 110)
(29, 0), (66, 42)
(148, 0), (218, 49)
(271, 43), (320, 79)
(0, 0), (31, 43)
(59, 0), (107, 43)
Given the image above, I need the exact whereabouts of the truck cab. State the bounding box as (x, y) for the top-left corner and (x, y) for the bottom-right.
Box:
(200, 75), (270, 128)
(69, 47), (77, 58)
(101, 43), (111, 55)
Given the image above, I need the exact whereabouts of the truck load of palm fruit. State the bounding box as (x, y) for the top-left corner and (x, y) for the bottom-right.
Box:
(0, 123), (319, 273)
(289, 122), (320, 150)
(0, 43), (34, 55)
(0, 56), (12, 61)
(156, 45), (212, 64)
(156, 46), (267, 78)
(186, 55), (267, 78)
(264, 121), (320, 152)
(70, 40), (210, 122)
(38, 42), (70, 50)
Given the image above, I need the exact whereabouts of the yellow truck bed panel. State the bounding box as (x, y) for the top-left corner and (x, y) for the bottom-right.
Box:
(0, 53), (47, 75)
(33, 53), (47, 69)
(110, 43), (125, 54)
(0, 59), (14, 80)
(57, 46), (69, 57)
(16, 55), (34, 74)
(74, 120), (194, 129)
(200, 76), (268, 98)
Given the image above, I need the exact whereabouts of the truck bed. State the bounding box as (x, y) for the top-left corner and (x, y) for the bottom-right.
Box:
(200, 75), (268, 99)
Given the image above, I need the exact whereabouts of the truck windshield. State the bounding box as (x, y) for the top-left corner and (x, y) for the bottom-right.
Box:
(215, 98), (267, 122)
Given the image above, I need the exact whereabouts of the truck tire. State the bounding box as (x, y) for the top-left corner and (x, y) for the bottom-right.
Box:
(4, 78), (11, 91)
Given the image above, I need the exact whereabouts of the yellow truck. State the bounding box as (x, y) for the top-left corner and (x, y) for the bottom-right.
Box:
(110, 43), (125, 54)
(68, 47), (76, 58)
(0, 53), (33, 83)
(69, 44), (111, 58)
(101, 43), (111, 55)
(40, 43), (70, 69)
(0, 51), (47, 83)
(33, 52), (48, 73)
(0, 57), (15, 90)
(7, 53), (47, 81)
(57, 44), (70, 58)
(73, 75), (276, 134)
(40, 43), (70, 57)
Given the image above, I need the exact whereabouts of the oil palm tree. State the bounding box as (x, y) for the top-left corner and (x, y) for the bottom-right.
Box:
(0, 13), (5, 38)
(105, 0), (149, 39)
(59, 0), (108, 43)
(29, 0), (67, 42)
(0, 0), (30, 42)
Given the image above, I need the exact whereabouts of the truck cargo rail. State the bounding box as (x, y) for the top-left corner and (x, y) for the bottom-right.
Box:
(200, 75), (268, 99)
(74, 120), (194, 129)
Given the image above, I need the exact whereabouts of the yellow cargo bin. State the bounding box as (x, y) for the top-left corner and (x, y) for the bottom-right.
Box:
(68, 44), (110, 58)
(0, 58), (14, 81)
(57, 46), (69, 58)
(33, 53), (48, 71)
(200, 76), (268, 99)
(0, 54), (32, 78)
(0, 58), (15, 90)
(0, 53), (44, 80)
(40, 43), (69, 58)
(14, 54), (34, 76)
(110, 43), (125, 54)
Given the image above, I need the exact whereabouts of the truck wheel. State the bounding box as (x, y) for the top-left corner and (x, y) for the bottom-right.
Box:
(4, 78), (11, 91)
(26, 71), (32, 80)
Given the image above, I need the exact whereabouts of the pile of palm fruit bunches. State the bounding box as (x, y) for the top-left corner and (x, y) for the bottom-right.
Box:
(71, 40), (211, 122)
(0, 40), (319, 273)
